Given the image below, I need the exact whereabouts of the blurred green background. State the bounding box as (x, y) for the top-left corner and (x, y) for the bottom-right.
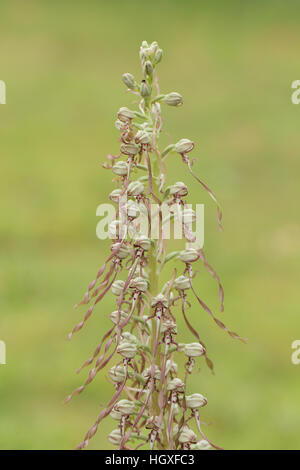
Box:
(1, 0), (300, 450)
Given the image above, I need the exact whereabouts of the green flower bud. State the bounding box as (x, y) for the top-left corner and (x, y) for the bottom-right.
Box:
(114, 399), (135, 416)
(190, 440), (212, 450)
(110, 242), (130, 259)
(174, 138), (194, 154)
(153, 48), (163, 65)
(174, 275), (190, 291)
(144, 60), (153, 77)
(139, 48), (147, 61)
(150, 41), (158, 50)
(167, 377), (185, 392)
(122, 73), (136, 89)
(110, 310), (128, 325)
(128, 181), (144, 196)
(117, 340), (137, 359)
(129, 276), (149, 292)
(111, 280), (125, 296)
(178, 248), (199, 263)
(162, 92), (183, 107)
(185, 393), (207, 409)
(109, 188), (122, 202)
(140, 80), (151, 97)
(109, 365), (127, 383)
(110, 408), (122, 421)
(107, 429), (122, 445)
(120, 142), (140, 156)
(117, 106), (136, 122)
(135, 130), (151, 144)
(126, 200), (140, 219)
(121, 332), (138, 344)
(169, 181), (188, 197)
(182, 342), (205, 357)
(134, 235), (151, 252)
(112, 161), (128, 176)
(178, 425), (197, 444)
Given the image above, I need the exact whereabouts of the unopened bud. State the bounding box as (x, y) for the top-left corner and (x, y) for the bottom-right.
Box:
(117, 340), (137, 359)
(111, 280), (125, 296)
(126, 200), (140, 219)
(144, 61), (153, 77)
(183, 342), (205, 357)
(129, 277), (149, 292)
(135, 130), (151, 144)
(174, 275), (190, 291)
(153, 48), (163, 65)
(134, 235), (151, 252)
(128, 181), (144, 196)
(110, 242), (130, 259)
(140, 80), (151, 97)
(110, 310), (128, 325)
(114, 399), (135, 416)
(122, 73), (136, 89)
(186, 393), (207, 409)
(178, 425), (197, 444)
(110, 408), (122, 420)
(169, 181), (188, 197)
(117, 107), (136, 122)
(162, 92), (183, 107)
(149, 41), (158, 51)
(167, 377), (185, 392)
(121, 332), (138, 344)
(179, 248), (199, 263)
(109, 188), (122, 202)
(120, 143), (140, 156)
(112, 161), (128, 176)
(107, 429), (122, 445)
(109, 365), (127, 382)
(174, 138), (194, 154)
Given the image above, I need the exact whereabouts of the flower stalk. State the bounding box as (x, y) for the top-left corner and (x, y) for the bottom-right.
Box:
(66, 40), (245, 451)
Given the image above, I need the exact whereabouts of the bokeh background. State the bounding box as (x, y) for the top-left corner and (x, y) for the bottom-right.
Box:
(1, 0), (300, 450)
